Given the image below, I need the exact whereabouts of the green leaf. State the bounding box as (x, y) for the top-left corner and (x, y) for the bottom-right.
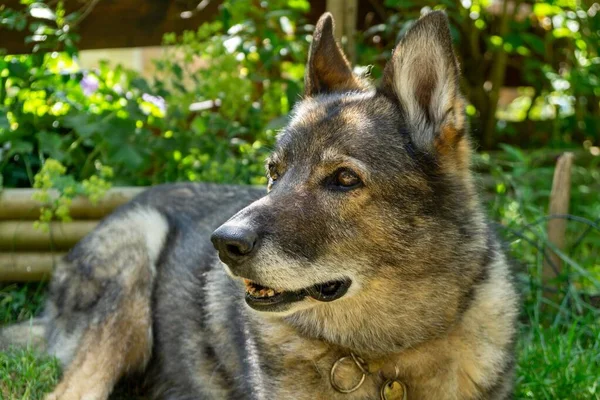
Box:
(553, 27), (574, 39)
(522, 33), (546, 56)
(131, 77), (151, 94)
(36, 131), (66, 161)
(533, 3), (559, 17)
(28, 3), (56, 21)
(498, 144), (527, 163)
(0, 113), (9, 130)
(285, 79), (302, 110)
(6, 59), (29, 79)
(6, 139), (34, 155)
(191, 116), (207, 135)
(63, 114), (102, 138)
(287, 0), (310, 12)
(111, 145), (144, 170)
(171, 64), (183, 80)
(101, 117), (136, 147)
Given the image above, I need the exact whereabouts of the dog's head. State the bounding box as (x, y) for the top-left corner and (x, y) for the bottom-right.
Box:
(212, 11), (487, 353)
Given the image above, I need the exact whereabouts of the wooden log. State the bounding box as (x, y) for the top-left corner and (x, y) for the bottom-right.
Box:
(1, 0), (222, 54)
(0, 252), (65, 281)
(1, 0), (331, 54)
(0, 221), (98, 251)
(326, 0), (359, 63)
(543, 152), (574, 283)
(0, 187), (144, 220)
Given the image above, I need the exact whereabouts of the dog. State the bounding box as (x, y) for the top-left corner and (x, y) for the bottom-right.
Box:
(1, 11), (519, 400)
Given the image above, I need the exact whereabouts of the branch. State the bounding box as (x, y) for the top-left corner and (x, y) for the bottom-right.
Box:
(70, 0), (102, 27)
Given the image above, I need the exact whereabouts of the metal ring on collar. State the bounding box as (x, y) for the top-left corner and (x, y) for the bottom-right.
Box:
(330, 354), (368, 393)
(378, 365), (400, 381)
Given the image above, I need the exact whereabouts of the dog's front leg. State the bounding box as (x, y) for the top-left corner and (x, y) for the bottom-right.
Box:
(45, 292), (152, 400)
(43, 207), (168, 400)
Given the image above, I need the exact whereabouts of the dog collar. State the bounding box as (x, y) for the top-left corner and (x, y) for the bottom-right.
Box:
(330, 352), (407, 400)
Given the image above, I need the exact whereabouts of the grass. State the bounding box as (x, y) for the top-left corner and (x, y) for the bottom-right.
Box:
(0, 282), (59, 399)
(0, 148), (599, 399)
(516, 317), (600, 399)
(0, 347), (59, 399)
(0, 282), (47, 324)
(485, 147), (600, 399)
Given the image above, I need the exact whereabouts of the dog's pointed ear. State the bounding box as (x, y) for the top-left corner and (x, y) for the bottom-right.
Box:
(304, 13), (363, 96)
(382, 11), (466, 156)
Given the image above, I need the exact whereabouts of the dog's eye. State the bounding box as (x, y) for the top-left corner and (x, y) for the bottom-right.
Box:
(328, 168), (362, 191)
(267, 163), (279, 189)
(268, 164), (279, 181)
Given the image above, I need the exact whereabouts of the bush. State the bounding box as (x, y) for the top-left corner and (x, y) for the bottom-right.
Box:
(1, 0), (310, 193)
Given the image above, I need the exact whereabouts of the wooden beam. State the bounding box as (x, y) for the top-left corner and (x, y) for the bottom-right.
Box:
(0, 187), (144, 220)
(543, 152), (574, 284)
(326, 0), (358, 63)
(1, 0), (222, 53)
(0, 220), (98, 251)
(0, 252), (64, 281)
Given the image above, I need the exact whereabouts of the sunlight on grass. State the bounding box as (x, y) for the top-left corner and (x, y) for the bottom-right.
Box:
(516, 318), (600, 399)
(0, 348), (59, 399)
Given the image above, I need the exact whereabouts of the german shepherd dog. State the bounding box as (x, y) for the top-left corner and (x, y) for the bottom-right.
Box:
(1, 11), (519, 400)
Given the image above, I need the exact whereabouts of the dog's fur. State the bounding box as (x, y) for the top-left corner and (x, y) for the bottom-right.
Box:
(1, 11), (519, 400)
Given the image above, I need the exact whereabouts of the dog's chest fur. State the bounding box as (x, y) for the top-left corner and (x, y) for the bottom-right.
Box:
(248, 259), (517, 400)
(261, 331), (511, 400)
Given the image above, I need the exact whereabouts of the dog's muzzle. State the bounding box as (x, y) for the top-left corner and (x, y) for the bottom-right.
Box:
(211, 222), (352, 312)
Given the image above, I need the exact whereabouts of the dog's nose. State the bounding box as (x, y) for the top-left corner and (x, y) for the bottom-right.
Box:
(211, 224), (258, 265)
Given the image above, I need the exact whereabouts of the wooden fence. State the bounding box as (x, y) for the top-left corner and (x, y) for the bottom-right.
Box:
(0, 187), (143, 281)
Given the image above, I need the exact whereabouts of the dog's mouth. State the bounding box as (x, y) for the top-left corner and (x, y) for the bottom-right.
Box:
(243, 278), (351, 311)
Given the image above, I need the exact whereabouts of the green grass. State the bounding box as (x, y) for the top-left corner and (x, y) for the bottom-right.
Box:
(0, 282), (47, 324)
(486, 147), (600, 399)
(516, 317), (600, 399)
(0, 347), (59, 399)
(1, 150), (599, 399)
(0, 282), (59, 399)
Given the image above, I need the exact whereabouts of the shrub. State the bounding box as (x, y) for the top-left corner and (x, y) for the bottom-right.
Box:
(0, 0), (310, 193)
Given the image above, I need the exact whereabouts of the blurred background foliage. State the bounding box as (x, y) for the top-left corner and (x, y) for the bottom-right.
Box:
(0, 0), (598, 190)
(360, 0), (600, 150)
(0, 0), (310, 191)
(0, 0), (599, 398)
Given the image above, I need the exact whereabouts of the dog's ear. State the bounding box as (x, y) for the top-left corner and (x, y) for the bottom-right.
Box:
(382, 11), (467, 159)
(304, 13), (363, 96)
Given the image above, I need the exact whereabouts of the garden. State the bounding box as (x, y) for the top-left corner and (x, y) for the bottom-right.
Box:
(0, 0), (599, 398)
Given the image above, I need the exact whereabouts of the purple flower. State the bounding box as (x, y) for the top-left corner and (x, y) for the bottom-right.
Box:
(142, 93), (167, 114)
(80, 74), (99, 96)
